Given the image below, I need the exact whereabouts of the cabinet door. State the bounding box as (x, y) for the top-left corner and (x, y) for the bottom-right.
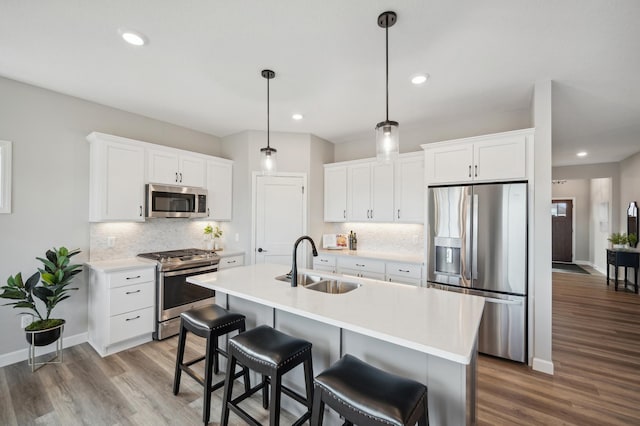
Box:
(371, 162), (394, 222)
(179, 154), (206, 187)
(424, 144), (473, 184)
(206, 160), (233, 220)
(91, 141), (145, 222)
(473, 136), (526, 182)
(147, 149), (180, 185)
(324, 166), (347, 222)
(394, 157), (424, 223)
(348, 163), (372, 221)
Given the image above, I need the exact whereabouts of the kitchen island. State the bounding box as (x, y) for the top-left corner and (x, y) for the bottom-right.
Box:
(188, 263), (484, 425)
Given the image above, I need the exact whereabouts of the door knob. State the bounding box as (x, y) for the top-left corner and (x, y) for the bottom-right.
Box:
(258, 248), (267, 253)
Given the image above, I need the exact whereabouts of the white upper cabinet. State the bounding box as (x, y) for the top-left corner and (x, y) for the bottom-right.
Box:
(324, 165), (347, 222)
(147, 148), (206, 188)
(394, 154), (424, 223)
(206, 160), (233, 221)
(423, 129), (532, 185)
(88, 133), (145, 222)
(347, 162), (394, 222)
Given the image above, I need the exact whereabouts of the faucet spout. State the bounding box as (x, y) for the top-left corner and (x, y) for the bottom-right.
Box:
(291, 236), (318, 287)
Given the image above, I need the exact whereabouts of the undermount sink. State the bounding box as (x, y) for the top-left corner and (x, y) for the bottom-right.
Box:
(304, 279), (361, 294)
(275, 273), (324, 286)
(275, 273), (361, 294)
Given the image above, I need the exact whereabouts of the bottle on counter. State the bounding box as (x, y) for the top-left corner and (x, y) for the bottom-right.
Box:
(350, 232), (357, 251)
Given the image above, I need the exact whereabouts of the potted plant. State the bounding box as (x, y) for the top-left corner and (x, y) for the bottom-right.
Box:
(204, 224), (214, 250)
(0, 247), (82, 346)
(629, 233), (638, 248)
(608, 232), (628, 249)
(212, 225), (223, 250)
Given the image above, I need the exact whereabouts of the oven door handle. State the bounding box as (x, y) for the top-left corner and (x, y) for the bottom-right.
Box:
(162, 264), (219, 277)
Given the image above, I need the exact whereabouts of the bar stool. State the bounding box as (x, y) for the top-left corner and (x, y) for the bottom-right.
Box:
(221, 325), (314, 426)
(311, 354), (429, 426)
(173, 304), (250, 425)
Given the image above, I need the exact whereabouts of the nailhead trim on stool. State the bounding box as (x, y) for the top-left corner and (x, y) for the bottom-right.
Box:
(220, 325), (314, 426)
(311, 354), (429, 426)
(172, 304), (250, 425)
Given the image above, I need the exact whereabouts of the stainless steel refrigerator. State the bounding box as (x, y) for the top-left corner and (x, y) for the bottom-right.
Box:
(427, 182), (527, 363)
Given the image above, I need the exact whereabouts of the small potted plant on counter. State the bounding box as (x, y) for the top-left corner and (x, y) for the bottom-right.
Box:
(0, 247), (82, 346)
(213, 225), (223, 250)
(608, 232), (628, 249)
(204, 224), (214, 250)
(629, 233), (638, 249)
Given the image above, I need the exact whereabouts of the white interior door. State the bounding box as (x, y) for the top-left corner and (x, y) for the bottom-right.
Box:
(255, 175), (306, 266)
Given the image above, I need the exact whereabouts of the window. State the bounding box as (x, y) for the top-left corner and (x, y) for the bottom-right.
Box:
(0, 140), (12, 214)
(551, 202), (567, 217)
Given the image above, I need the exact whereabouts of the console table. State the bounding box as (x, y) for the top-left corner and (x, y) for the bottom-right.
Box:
(606, 249), (639, 293)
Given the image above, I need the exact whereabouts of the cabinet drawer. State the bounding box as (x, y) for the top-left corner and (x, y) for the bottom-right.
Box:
(339, 267), (385, 281)
(110, 282), (154, 316)
(385, 262), (422, 279)
(109, 307), (154, 344)
(108, 267), (155, 289)
(314, 255), (336, 267)
(219, 255), (244, 269)
(386, 275), (422, 286)
(313, 265), (336, 273)
(337, 257), (385, 273)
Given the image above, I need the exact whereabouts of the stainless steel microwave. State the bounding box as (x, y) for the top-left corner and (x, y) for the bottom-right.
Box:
(145, 183), (208, 218)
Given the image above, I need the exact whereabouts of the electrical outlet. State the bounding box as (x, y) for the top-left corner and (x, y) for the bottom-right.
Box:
(107, 236), (116, 248)
(21, 315), (32, 328)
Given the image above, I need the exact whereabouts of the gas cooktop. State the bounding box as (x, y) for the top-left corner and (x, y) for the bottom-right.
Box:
(137, 248), (220, 271)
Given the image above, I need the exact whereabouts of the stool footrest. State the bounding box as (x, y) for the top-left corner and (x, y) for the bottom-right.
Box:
(183, 355), (206, 368)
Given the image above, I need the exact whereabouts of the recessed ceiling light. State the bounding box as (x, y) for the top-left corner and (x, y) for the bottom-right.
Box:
(577, 151), (588, 157)
(118, 29), (148, 46)
(292, 113), (303, 121)
(411, 74), (429, 85)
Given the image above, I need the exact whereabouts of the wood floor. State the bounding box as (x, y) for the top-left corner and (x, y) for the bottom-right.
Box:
(1, 268), (638, 425)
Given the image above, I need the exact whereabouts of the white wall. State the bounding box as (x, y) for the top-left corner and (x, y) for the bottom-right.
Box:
(531, 80), (554, 375)
(552, 179), (590, 262)
(589, 178), (613, 272)
(0, 76), (221, 360)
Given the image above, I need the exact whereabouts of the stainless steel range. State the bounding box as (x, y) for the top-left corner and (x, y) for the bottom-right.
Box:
(138, 248), (220, 340)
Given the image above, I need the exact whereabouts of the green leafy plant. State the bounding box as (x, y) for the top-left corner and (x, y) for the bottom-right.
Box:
(213, 225), (223, 239)
(608, 232), (628, 245)
(203, 224), (213, 235)
(0, 247), (82, 331)
(628, 233), (638, 247)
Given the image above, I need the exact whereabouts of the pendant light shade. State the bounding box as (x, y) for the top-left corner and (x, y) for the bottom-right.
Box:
(376, 11), (399, 163)
(260, 69), (277, 175)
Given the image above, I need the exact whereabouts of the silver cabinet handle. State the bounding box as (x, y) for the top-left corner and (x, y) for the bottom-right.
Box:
(175, 172), (179, 182)
(356, 263), (365, 267)
(125, 315), (141, 321)
(179, 172), (183, 182)
(468, 165), (472, 178)
(139, 205), (143, 217)
(474, 165), (478, 177)
(398, 269), (410, 273)
(227, 260), (236, 264)
(207, 208), (210, 216)
(343, 210), (346, 219)
(126, 289), (141, 295)
(397, 209), (400, 219)
(370, 209), (373, 219)
(320, 259), (328, 262)
(126, 275), (141, 280)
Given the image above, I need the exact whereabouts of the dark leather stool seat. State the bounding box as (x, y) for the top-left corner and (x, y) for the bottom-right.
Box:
(311, 354), (429, 426)
(173, 304), (250, 425)
(221, 325), (314, 426)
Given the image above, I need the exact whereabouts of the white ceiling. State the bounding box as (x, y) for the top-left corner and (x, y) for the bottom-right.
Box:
(1, 1), (638, 166)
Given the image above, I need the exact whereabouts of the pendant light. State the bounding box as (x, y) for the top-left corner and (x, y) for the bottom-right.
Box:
(375, 11), (399, 163)
(260, 69), (277, 175)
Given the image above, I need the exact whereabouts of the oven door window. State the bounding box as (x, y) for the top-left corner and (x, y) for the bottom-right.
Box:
(153, 191), (195, 213)
(162, 270), (215, 311)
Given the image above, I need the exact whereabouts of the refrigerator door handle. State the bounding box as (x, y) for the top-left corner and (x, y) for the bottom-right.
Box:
(485, 297), (523, 306)
(472, 193), (479, 280)
(462, 192), (472, 282)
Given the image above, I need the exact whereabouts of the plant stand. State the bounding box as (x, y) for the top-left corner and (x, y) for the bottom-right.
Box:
(27, 323), (64, 372)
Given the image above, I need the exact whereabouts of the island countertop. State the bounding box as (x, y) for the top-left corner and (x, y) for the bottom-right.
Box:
(188, 263), (484, 364)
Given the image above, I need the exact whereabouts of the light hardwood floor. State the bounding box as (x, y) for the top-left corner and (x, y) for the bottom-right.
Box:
(1, 268), (638, 425)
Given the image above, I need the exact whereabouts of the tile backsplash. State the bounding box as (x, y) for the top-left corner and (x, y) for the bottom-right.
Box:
(90, 220), (226, 261)
(323, 223), (424, 255)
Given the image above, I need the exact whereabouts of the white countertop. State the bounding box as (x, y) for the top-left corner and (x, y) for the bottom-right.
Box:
(188, 263), (484, 364)
(85, 257), (156, 272)
(317, 249), (424, 264)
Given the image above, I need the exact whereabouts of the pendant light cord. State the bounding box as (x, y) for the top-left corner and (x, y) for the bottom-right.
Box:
(385, 22), (389, 122)
(267, 75), (270, 149)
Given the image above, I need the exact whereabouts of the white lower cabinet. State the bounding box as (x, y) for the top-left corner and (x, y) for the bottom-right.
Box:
(337, 257), (386, 280)
(219, 254), (244, 269)
(88, 264), (156, 357)
(385, 262), (423, 286)
(313, 254), (337, 273)
(313, 254), (423, 285)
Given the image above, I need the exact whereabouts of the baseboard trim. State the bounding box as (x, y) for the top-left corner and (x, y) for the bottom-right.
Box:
(0, 332), (88, 368)
(573, 260), (591, 266)
(532, 357), (554, 375)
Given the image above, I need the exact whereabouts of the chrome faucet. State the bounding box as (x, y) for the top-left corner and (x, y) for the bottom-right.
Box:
(291, 236), (318, 287)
